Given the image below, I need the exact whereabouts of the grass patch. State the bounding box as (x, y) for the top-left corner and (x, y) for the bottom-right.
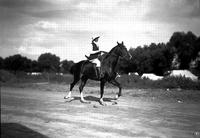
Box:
(0, 70), (73, 84)
(117, 74), (200, 90)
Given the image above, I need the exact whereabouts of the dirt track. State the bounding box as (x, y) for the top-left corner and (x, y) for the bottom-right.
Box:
(1, 86), (200, 138)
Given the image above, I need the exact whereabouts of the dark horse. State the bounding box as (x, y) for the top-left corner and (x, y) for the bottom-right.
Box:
(64, 41), (132, 105)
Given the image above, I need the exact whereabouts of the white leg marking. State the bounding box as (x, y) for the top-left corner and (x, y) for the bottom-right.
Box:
(80, 93), (90, 103)
(64, 91), (72, 99)
(80, 92), (84, 101)
(99, 98), (106, 106)
(68, 91), (72, 97)
(100, 98), (103, 103)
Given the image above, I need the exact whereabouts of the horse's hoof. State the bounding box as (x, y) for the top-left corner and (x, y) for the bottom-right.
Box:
(64, 96), (74, 100)
(64, 97), (74, 102)
(113, 95), (119, 100)
(99, 101), (107, 106)
(64, 96), (70, 99)
(80, 100), (91, 104)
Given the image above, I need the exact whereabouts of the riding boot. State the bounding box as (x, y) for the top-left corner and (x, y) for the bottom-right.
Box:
(96, 67), (100, 79)
(99, 67), (104, 78)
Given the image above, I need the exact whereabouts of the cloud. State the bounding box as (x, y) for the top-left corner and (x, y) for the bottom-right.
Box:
(13, 20), (95, 61)
(0, 0), (80, 22)
(1, 0), (200, 61)
(0, 0), (52, 8)
(142, 0), (200, 39)
(34, 21), (59, 32)
(145, 0), (200, 23)
(18, 45), (51, 56)
(17, 44), (82, 61)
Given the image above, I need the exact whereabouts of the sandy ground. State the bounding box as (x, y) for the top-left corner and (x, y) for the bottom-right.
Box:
(1, 85), (200, 138)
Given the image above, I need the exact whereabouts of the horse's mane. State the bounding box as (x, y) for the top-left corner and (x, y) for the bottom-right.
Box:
(108, 45), (118, 54)
(103, 45), (119, 60)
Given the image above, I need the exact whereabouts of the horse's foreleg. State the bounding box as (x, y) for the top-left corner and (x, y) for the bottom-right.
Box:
(64, 91), (72, 99)
(110, 80), (122, 100)
(99, 80), (106, 106)
(79, 77), (90, 104)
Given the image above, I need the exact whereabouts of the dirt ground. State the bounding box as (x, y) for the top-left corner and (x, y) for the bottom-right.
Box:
(1, 85), (200, 138)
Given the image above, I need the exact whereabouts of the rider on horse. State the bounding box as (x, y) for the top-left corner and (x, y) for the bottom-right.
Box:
(85, 36), (102, 67)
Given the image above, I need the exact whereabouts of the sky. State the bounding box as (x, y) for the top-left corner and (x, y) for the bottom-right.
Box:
(0, 0), (200, 62)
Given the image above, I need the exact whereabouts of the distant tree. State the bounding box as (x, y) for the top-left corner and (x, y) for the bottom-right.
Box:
(38, 53), (60, 73)
(193, 36), (200, 60)
(129, 46), (146, 75)
(151, 43), (174, 75)
(190, 36), (200, 78)
(169, 31), (197, 69)
(193, 37), (200, 78)
(129, 43), (174, 76)
(0, 57), (4, 69)
(61, 60), (74, 73)
(31, 60), (40, 72)
(115, 57), (135, 75)
(4, 54), (32, 74)
(171, 53), (180, 69)
(194, 53), (200, 78)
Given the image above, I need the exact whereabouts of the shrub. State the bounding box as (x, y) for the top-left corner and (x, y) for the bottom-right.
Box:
(158, 76), (200, 90)
(0, 69), (16, 82)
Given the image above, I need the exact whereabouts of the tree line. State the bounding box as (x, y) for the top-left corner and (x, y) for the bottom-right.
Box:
(0, 53), (74, 74)
(0, 31), (199, 76)
(117, 31), (199, 77)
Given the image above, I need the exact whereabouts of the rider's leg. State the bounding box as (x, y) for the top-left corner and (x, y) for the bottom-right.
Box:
(86, 52), (100, 60)
(93, 59), (101, 79)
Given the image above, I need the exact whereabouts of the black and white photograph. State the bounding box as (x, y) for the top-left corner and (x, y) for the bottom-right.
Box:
(1, 0), (200, 137)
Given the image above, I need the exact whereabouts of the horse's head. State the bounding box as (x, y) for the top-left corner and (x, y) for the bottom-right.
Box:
(114, 41), (132, 60)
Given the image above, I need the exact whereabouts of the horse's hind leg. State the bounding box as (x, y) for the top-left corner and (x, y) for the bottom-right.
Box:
(70, 74), (80, 91)
(64, 74), (80, 99)
(79, 76), (90, 103)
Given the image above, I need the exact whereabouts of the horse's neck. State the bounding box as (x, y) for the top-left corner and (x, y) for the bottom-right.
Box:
(101, 46), (120, 69)
(102, 53), (119, 70)
(104, 48), (119, 60)
(108, 46), (118, 54)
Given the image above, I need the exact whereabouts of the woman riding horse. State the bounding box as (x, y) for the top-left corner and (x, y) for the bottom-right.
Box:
(85, 36), (103, 67)
(64, 41), (131, 105)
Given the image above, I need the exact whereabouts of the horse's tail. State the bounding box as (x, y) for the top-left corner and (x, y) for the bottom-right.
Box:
(69, 64), (75, 74)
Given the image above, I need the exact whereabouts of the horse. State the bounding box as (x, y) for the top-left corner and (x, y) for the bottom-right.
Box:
(64, 41), (132, 105)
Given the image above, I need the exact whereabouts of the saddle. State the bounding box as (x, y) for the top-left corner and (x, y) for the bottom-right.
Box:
(85, 51), (107, 79)
(84, 58), (102, 79)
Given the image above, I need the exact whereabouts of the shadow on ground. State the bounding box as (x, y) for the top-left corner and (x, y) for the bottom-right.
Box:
(65, 95), (115, 103)
(1, 123), (48, 138)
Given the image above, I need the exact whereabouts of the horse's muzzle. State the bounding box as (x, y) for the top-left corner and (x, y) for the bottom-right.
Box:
(128, 53), (132, 59)
(124, 53), (132, 60)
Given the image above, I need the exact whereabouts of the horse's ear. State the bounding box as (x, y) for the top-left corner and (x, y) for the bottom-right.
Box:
(117, 41), (119, 45)
(121, 41), (124, 45)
